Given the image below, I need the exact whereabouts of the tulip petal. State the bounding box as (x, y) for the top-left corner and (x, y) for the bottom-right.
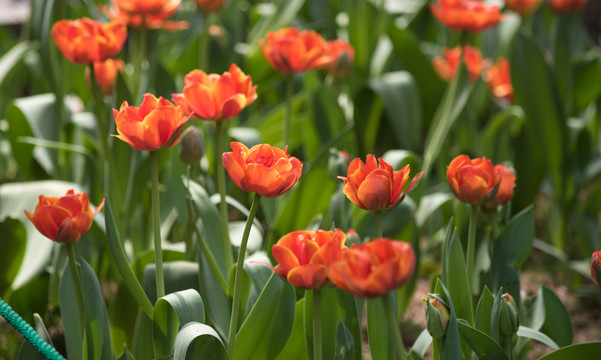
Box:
(287, 264), (328, 289)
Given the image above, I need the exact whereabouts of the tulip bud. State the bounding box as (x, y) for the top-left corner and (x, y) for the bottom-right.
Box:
(179, 126), (204, 165)
(499, 293), (519, 337)
(328, 148), (350, 180)
(345, 229), (361, 246)
(423, 294), (450, 339)
(591, 251), (601, 287)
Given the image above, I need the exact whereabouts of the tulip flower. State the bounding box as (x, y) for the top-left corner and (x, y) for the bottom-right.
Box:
(430, 0), (503, 32)
(484, 57), (513, 102)
(222, 142), (303, 197)
(259, 27), (334, 74)
(25, 190), (104, 243)
(271, 229), (347, 289)
(329, 238), (416, 299)
(499, 293), (519, 337)
(86, 58), (125, 95)
(447, 155), (498, 205)
(113, 93), (188, 151)
(591, 251), (601, 287)
(491, 164), (516, 206)
(51, 18), (127, 64)
(114, 0), (179, 15)
(423, 294), (450, 339)
(194, 0), (224, 12)
(433, 45), (489, 82)
(172, 64), (257, 121)
(505, 0), (544, 14)
(548, 0), (587, 14)
(324, 39), (355, 79)
(338, 154), (423, 211)
(103, 0), (188, 30)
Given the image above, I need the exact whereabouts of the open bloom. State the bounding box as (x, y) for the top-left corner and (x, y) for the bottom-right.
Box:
(25, 190), (105, 243)
(271, 229), (347, 289)
(548, 0), (587, 14)
(491, 164), (516, 206)
(338, 154), (423, 211)
(103, 0), (187, 30)
(113, 93), (188, 151)
(329, 238), (416, 298)
(433, 45), (488, 82)
(447, 155), (498, 205)
(430, 0), (503, 32)
(485, 57), (513, 102)
(259, 27), (333, 74)
(195, 0), (224, 12)
(222, 142), (303, 197)
(51, 18), (127, 64)
(86, 58), (125, 95)
(505, 0), (544, 14)
(324, 39), (355, 79)
(172, 64), (257, 121)
(591, 251), (601, 287)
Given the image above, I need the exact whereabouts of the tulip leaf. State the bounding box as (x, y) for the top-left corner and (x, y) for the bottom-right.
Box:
(143, 261), (200, 305)
(539, 285), (573, 347)
(456, 319), (509, 360)
(173, 322), (228, 360)
(481, 106), (524, 162)
(246, 0), (305, 48)
(228, 221), (263, 254)
(0, 41), (35, 88)
(366, 296), (396, 360)
(474, 287), (495, 335)
(0, 218), (26, 297)
(243, 252), (273, 311)
(233, 274), (295, 360)
(517, 326), (559, 350)
(573, 55), (601, 112)
(198, 249), (230, 340)
(537, 342), (601, 360)
(409, 329), (433, 359)
(433, 280), (462, 360)
(17, 313), (54, 360)
(415, 192), (454, 229)
(275, 298), (309, 360)
(116, 347), (135, 360)
(152, 289), (206, 358)
(334, 319), (356, 360)
(551, 15), (573, 115)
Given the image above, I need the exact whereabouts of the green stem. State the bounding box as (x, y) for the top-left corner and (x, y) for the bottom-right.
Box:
(215, 121), (233, 271)
(227, 193), (261, 357)
(374, 210), (383, 239)
(466, 205), (478, 298)
(150, 151), (165, 299)
(65, 243), (85, 333)
(134, 25), (149, 103)
(283, 74), (293, 147)
(198, 13), (213, 71)
(383, 292), (407, 360)
(184, 165), (196, 261)
(313, 289), (323, 360)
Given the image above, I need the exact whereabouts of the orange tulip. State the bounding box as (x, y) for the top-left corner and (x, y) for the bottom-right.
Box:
(505, 0), (544, 14)
(548, 0), (587, 13)
(338, 154), (423, 211)
(195, 0), (224, 12)
(25, 190), (105, 243)
(113, 93), (189, 151)
(86, 58), (125, 95)
(103, 0), (188, 30)
(430, 0), (503, 32)
(114, 0), (179, 15)
(447, 155), (498, 205)
(433, 45), (488, 82)
(484, 57), (513, 102)
(222, 142), (303, 197)
(271, 229), (347, 289)
(329, 238), (415, 299)
(172, 64), (257, 121)
(51, 18), (127, 64)
(259, 27), (334, 74)
(324, 39), (355, 79)
(591, 250), (601, 287)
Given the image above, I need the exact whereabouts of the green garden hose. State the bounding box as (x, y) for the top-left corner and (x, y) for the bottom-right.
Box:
(0, 297), (65, 360)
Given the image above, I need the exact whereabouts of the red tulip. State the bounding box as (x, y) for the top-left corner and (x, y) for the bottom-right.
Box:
(548, 0), (587, 14)
(259, 27), (334, 74)
(271, 229), (347, 289)
(324, 39), (355, 79)
(113, 93), (189, 151)
(484, 57), (513, 102)
(433, 45), (488, 82)
(430, 0), (503, 32)
(447, 155), (498, 205)
(222, 142), (303, 197)
(51, 18), (127, 64)
(591, 250), (601, 287)
(329, 239), (415, 299)
(87, 58), (125, 95)
(338, 154), (423, 211)
(24, 190), (104, 243)
(505, 0), (544, 14)
(172, 64), (257, 121)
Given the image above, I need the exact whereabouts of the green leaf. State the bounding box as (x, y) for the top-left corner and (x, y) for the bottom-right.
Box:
(539, 285), (573, 347)
(475, 287), (495, 335)
(246, 0), (306, 48)
(275, 299), (308, 360)
(367, 297), (394, 360)
(17, 314), (55, 360)
(517, 326), (559, 350)
(173, 322), (228, 360)
(537, 342), (601, 359)
(334, 319), (355, 360)
(0, 41), (35, 88)
(233, 274), (295, 360)
(415, 193), (453, 229)
(153, 289), (206, 358)
(143, 261), (200, 305)
(116, 347), (135, 360)
(0, 218), (27, 297)
(434, 280), (463, 360)
(457, 320), (509, 360)
(409, 329), (432, 359)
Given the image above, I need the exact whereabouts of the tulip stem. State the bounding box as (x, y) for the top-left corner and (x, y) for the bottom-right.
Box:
(374, 210), (383, 239)
(313, 289), (323, 360)
(466, 204), (478, 300)
(65, 243), (85, 333)
(283, 74), (293, 147)
(383, 292), (407, 360)
(227, 193), (261, 358)
(215, 121), (234, 272)
(198, 13), (214, 71)
(150, 150), (165, 299)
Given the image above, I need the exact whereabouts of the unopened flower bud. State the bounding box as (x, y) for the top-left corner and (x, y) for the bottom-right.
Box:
(423, 294), (450, 339)
(591, 251), (601, 287)
(346, 229), (361, 246)
(328, 148), (350, 180)
(499, 293), (519, 336)
(179, 126), (204, 165)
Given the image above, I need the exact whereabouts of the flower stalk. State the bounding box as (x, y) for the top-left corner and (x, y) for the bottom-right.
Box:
(65, 243), (85, 333)
(216, 121), (234, 272)
(383, 291), (407, 360)
(150, 150), (165, 299)
(313, 289), (323, 360)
